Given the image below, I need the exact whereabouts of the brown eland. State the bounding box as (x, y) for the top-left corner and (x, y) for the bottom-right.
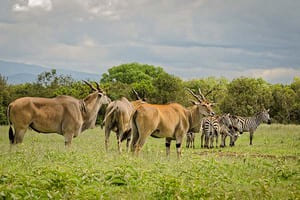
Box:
(130, 88), (215, 158)
(7, 81), (110, 146)
(101, 89), (145, 152)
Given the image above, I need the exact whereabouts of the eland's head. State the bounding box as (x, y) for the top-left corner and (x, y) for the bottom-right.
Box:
(83, 81), (111, 105)
(187, 88), (215, 117)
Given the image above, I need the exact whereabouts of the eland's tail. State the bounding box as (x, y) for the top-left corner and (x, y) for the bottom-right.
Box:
(101, 104), (117, 129)
(7, 105), (14, 144)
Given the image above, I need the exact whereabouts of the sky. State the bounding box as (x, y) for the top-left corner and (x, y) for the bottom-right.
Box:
(0, 0), (300, 83)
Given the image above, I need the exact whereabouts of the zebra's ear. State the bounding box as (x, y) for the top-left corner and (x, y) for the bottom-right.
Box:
(266, 108), (270, 112)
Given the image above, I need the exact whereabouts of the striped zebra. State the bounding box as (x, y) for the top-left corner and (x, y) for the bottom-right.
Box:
(215, 114), (238, 148)
(201, 116), (215, 148)
(201, 114), (242, 148)
(230, 109), (271, 145)
(220, 114), (243, 147)
(212, 114), (241, 148)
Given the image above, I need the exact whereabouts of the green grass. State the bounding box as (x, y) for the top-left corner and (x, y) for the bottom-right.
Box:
(0, 124), (299, 199)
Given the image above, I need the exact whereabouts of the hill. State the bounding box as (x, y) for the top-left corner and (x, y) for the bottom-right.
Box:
(0, 60), (101, 84)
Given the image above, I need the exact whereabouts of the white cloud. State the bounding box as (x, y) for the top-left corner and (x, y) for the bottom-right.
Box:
(12, 0), (52, 12)
(13, 4), (29, 12)
(245, 68), (300, 83)
(82, 36), (97, 47)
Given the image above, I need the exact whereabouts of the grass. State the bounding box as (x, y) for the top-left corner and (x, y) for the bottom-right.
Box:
(0, 124), (299, 199)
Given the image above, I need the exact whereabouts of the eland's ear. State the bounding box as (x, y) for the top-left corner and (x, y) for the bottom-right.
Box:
(267, 108), (270, 112)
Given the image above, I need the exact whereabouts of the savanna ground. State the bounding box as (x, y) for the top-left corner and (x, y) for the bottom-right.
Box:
(0, 124), (299, 199)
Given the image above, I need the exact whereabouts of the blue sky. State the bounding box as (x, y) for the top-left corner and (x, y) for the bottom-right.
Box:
(0, 0), (299, 83)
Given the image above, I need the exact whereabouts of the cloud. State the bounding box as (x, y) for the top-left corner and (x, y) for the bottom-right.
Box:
(245, 68), (300, 84)
(12, 0), (52, 12)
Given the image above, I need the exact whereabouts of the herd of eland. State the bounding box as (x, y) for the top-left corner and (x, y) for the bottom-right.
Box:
(7, 81), (271, 158)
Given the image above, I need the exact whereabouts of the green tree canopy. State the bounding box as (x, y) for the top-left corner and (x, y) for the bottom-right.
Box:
(100, 63), (164, 84)
(220, 77), (272, 116)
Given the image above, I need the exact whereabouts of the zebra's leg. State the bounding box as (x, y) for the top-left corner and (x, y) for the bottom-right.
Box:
(215, 133), (219, 148)
(201, 132), (204, 148)
(250, 131), (254, 145)
(220, 133), (225, 148)
(224, 135), (228, 147)
(229, 135), (234, 147)
(204, 134), (209, 148)
(209, 134), (214, 148)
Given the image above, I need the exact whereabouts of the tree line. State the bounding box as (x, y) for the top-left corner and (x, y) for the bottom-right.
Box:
(0, 63), (299, 125)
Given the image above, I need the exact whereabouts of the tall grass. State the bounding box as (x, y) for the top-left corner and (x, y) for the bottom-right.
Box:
(0, 124), (299, 199)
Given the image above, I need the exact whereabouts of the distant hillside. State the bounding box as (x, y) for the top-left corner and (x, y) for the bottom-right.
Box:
(0, 60), (101, 84)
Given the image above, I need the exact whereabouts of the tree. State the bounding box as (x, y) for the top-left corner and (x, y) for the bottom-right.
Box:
(36, 69), (74, 98)
(152, 72), (185, 104)
(100, 63), (167, 102)
(100, 63), (164, 84)
(0, 74), (9, 124)
(220, 77), (272, 116)
(290, 77), (300, 123)
(271, 84), (296, 123)
(184, 77), (228, 113)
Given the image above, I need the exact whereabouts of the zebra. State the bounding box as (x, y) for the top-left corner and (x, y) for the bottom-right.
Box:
(230, 109), (271, 145)
(219, 114), (244, 147)
(215, 114), (237, 148)
(201, 116), (215, 148)
(201, 114), (242, 148)
(186, 132), (195, 148)
(212, 114), (241, 148)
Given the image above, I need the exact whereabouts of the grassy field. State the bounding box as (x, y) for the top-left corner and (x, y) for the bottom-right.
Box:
(0, 124), (299, 199)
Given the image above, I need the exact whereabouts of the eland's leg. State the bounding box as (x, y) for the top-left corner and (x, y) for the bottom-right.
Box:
(166, 138), (172, 158)
(192, 136), (195, 149)
(14, 128), (27, 144)
(130, 130), (139, 153)
(134, 134), (149, 156)
(117, 127), (126, 153)
(117, 133), (122, 153)
(64, 133), (74, 147)
(126, 135), (131, 152)
(175, 133), (184, 159)
(105, 128), (111, 152)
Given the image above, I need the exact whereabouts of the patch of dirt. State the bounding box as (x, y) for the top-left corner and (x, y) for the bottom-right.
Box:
(193, 151), (299, 160)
